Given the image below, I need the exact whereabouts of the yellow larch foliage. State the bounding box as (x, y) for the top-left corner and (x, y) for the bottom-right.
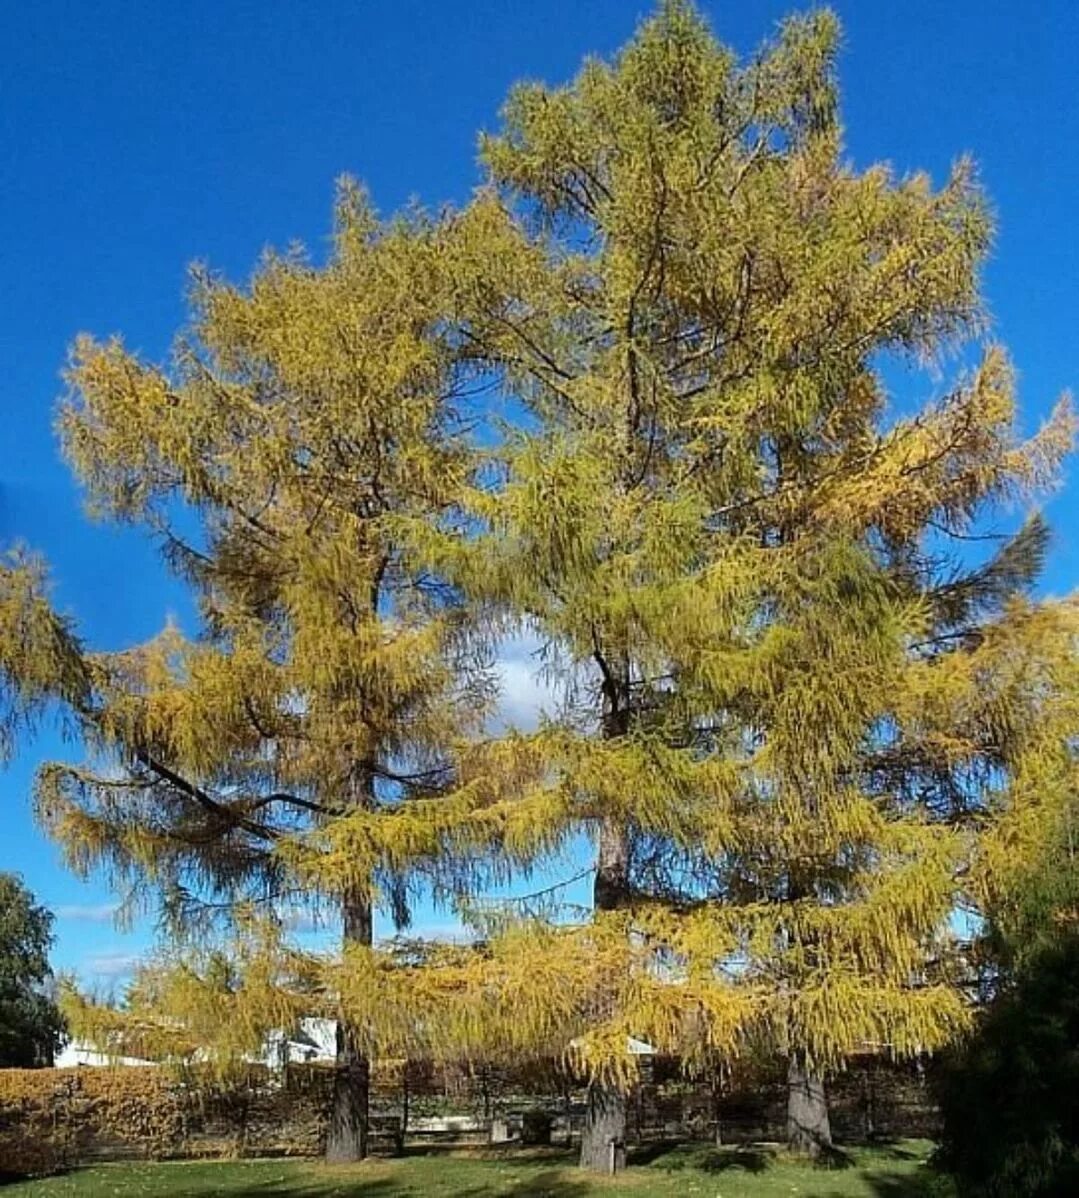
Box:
(2, 2), (1075, 1159)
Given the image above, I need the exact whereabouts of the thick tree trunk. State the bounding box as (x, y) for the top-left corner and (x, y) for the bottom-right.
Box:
(786, 1052), (832, 1157)
(580, 816), (629, 1173)
(325, 886), (373, 1164)
(579, 1083), (627, 1173)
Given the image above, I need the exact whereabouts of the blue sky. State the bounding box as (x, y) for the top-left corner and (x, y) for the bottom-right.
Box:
(1, 0), (1076, 985)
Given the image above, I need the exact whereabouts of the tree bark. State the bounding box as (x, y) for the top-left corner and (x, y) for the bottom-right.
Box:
(325, 885), (373, 1163)
(711, 1066), (725, 1147)
(786, 1051), (832, 1157)
(579, 1081), (627, 1173)
(579, 815), (629, 1173)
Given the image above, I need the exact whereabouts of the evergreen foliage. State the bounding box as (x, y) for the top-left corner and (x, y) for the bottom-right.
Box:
(937, 800), (1079, 1197)
(0, 874), (64, 1068)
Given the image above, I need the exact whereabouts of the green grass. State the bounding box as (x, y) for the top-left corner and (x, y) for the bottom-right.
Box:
(1, 1142), (952, 1197)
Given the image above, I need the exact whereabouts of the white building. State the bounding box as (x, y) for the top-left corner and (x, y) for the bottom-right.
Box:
(54, 1041), (156, 1068)
(54, 1016), (339, 1070)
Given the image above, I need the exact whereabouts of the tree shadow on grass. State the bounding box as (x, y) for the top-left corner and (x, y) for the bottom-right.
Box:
(630, 1139), (774, 1171)
(688, 1147), (774, 1174)
(455, 1174), (596, 1198)
(444, 1146), (577, 1166)
(632, 1140), (855, 1175)
(814, 1144), (856, 1170)
(822, 1167), (952, 1198)
(864, 1169), (951, 1197)
(0, 1168), (80, 1189)
(858, 1138), (921, 1161)
(179, 1181), (403, 1198)
(174, 1173), (596, 1198)
(183, 1188), (362, 1198)
(626, 1139), (689, 1166)
(0, 1167), (407, 1198)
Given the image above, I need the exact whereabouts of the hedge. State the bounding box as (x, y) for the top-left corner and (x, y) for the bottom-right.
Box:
(0, 1065), (330, 1176)
(0, 1056), (939, 1177)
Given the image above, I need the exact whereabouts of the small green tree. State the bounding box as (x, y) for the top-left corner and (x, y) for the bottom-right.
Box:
(0, 874), (64, 1067)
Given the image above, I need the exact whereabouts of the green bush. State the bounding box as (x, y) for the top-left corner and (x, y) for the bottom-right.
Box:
(937, 940), (1079, 1197)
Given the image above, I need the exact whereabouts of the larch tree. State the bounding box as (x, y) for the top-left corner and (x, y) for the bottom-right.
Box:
(417, 0), (1077, 1164)
(0, 186), (499, 1161)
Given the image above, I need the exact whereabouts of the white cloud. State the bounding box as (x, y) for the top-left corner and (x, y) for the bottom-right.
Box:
(82, 950), (142, 981)
(493, 636), (561, 732)
(282, 906), (333, 934)
(56, 902), (121, 923)
(383, 919), (476, 945)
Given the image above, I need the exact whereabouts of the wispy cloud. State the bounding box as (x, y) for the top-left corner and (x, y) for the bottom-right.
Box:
(282, 906), (332, 934)
(56, 902), (121, 923)
(82, 950), (142, 981)
(383, 919), (476, 945)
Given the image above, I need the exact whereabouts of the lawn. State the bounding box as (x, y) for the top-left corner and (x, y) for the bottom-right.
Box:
(0, 1142), (951, 1197)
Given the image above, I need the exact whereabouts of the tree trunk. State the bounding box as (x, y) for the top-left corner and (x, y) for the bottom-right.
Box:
(712, 1066), (725, 1147)
(325, 885), (372, 1164)
(579, 1082), (627, 1173)
(579, 816), (629, 1173)
(786, 1052), (832, 1157)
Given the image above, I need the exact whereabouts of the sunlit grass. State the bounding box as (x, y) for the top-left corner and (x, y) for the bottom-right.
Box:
(2, 1140), (952, 1196)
